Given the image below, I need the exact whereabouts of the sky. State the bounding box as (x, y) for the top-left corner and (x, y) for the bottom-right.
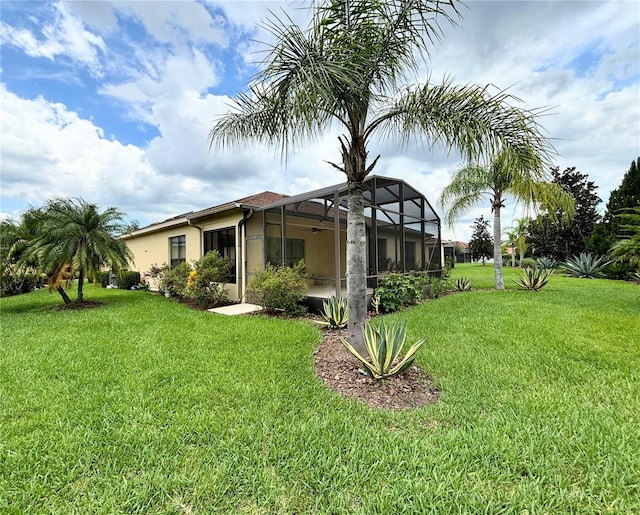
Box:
(1, 0), (639, 242)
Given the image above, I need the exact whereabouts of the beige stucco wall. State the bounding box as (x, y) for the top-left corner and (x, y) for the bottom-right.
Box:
(244, 214), (264, 294)
(124, 209), (246, 300)
(125, 224), (201, 278)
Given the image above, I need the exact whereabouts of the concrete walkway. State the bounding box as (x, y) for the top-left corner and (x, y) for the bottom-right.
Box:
(208, 303), (262, 316)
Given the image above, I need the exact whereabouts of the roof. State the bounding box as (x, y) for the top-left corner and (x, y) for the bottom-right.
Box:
(123, 175), (439, 239)
(236, 191), (288, 207)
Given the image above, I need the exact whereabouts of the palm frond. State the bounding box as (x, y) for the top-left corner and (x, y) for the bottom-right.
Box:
(375, 78), (554, 164)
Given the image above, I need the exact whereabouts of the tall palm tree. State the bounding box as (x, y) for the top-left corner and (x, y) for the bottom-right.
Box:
(23, 198), (132, 304)
(210, 0), (554, 354)
(440, 149), (574, 289)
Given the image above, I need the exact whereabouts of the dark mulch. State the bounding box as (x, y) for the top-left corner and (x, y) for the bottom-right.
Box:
(314, 326), (440, 410)
(51, 300), (103, 311)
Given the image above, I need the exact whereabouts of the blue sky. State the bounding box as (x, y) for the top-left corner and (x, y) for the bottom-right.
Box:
(1, 0), (639, 241)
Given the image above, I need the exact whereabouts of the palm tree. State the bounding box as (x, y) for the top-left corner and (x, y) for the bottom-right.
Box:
(440, 149), (574, 289)
(23, 198), (132, 304)
(505, 217), (531, 267)
(209, 0), (555, 354)
(1, 208), (47, 295)
(608, 207), (640, 267)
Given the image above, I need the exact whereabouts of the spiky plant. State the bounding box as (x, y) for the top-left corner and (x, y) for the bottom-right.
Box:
(563, 253), (610, 278)
(514, 267), (552, 291)
(341, 319), (425, 380)
(371, 294), (381, 315)
(454, 277), (471, 291)
(535, 256), (557, 271)
(321, 296), (348, 329)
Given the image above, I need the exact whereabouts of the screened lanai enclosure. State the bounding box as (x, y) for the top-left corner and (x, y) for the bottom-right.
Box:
(252, 176), (442, 301)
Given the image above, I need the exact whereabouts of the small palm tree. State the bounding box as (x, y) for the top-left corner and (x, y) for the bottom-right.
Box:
(608, 207), (640, 268)
(505, 217), (531, 267)
(23, 198), (132, 304)
(210, 0), (556, 354)
(440, 149), (574, 289)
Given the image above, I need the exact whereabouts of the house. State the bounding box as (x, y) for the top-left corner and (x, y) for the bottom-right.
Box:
(122, 175), (443, 303)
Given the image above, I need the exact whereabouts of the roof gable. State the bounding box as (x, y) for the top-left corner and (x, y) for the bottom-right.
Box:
(236, 191), (288, 207)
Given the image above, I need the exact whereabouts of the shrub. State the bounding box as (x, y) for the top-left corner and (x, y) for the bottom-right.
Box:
(163, 262), (192, 297)
(520, 257), (536, 269)
(563, 253), (609, 278)
(341, 319), (426, 379)
(428, 276), (450, 299)
(186, 251), (231, 308)
(374, 273), (426, 313)
(603, 261), (635, 280)
(2, 273), (47, 295)
(99, 271), (110, 288)
(514, 267), (552, 291)
(536, 257), (557, 271)
(118, 271), (141, 290)
(320, 296), (348, 329)
(246, 260), (307, 315)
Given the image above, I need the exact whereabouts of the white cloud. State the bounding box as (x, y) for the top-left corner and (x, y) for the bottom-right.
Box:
(0, 2), (105, 76)
(1, 0), (638, 245)
(0, 85), (180, 223)
(109, 0), (228, 47)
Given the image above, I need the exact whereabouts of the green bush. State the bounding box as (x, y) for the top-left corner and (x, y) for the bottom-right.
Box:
(118, 271), (141, 290)
(374, 273), (427, 313)
(186, 251), (231, 308)
(520, 257), (536, 269)
(163, 262), (192, 297)
(246, 260), (307, 315)
(603, 261), (635, 280)
(427, 276), (450, 299)
(99, 271), (110, 288)
(1, 273), (47, 296)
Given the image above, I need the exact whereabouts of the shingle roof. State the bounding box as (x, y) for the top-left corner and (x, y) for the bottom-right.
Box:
(236, 191), (288, 207)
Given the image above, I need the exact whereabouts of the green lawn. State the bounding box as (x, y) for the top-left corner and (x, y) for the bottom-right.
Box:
(1, 269), (639, 513)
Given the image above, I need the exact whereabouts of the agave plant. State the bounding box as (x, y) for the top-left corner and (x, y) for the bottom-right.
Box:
(514, 267), (552, 291)
(341, 319), (425, 379)
(321, 296), (348, 329)
(454, 277), (471, 291)
(563, 253), (610, 278)
(535, 256), (557, 271)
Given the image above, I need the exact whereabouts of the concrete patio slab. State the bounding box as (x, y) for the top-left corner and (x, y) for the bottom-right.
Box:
(208, 303), (262, 316)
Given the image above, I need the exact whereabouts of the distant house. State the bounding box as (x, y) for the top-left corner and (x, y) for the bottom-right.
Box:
(122, 175), (443, 302)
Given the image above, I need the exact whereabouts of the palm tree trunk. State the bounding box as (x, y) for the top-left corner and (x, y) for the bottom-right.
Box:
(346, 181), (367, 356)
(493, 206), (505, 289)
(77, 268), (84, 302)
(57, 285), (72, 304)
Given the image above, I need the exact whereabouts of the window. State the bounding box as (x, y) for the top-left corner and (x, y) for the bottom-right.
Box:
(266, 237), (305, 267)
(204, 227), (236, 282)
(170, 235), (186, 267)
(405, 241), (416, 270)
(377, 238), (388, 271)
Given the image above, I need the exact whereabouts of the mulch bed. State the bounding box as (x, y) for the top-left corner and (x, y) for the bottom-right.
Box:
(314, 326), (440, 410)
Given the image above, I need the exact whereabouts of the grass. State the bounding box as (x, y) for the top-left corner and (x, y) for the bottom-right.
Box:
(1, 270), (639, 513)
